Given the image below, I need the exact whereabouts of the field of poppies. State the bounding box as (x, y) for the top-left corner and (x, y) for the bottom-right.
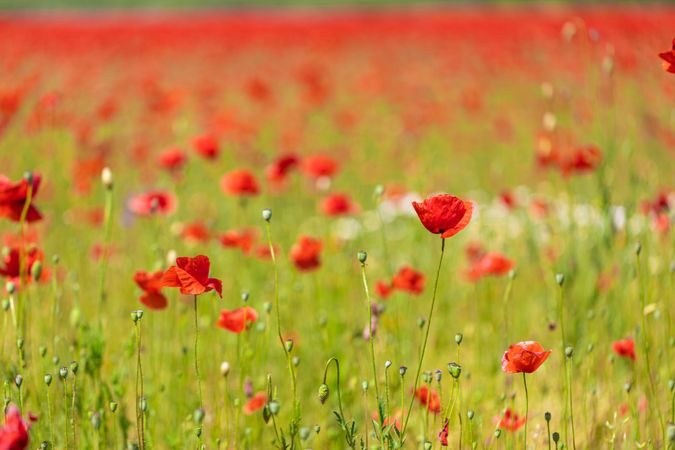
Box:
(0, 6), (674, 450)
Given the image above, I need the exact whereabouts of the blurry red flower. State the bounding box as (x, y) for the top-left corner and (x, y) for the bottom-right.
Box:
(289, 236), (322, 271)
(161, 255), (222, 297)
(0, 173), (42, 222)
(612, 338), (636, 361)
(128, 191), (177, 217)
(500, 190), (517, 209)
(192, 134), (219, 160)
(180, 222), (211, 244)
(375, 280), (393, 299)
(391, 266), (425, 295)
(501, 341), (551, 374)
(302, 155), (339, 179)
(466, 252), (515, 281)
(266, 154), (299, 185)
(415, 386), (441, 414)
(320, 193), (359, 216)
(0, 404), (29, 450)
(217, 306), (259, 333)
(438, 419), (449, 446)
(0, 246), (46, 287)
(243, 392), (267, 415)
(134, 271), (167, 310)
(221, 169), (260, 196)
(659, 39), (675, 73)
(219, 228), (257, 254)
(560, 145), (602, 176)
(412, 194), (473, 238)
(158, 148), (187, 172)
(498, 408), (526, 432)
(246, 77), (273, 104)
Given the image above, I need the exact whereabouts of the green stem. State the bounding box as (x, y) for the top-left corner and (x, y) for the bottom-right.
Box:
(135, 321), (145, 450)
(47, 385), (54, 446)
(523, 373), (529, 450)
(360, 262), (380, 401)
(98, 185), (113, 313)
(402, 237), (446, 437)
(194, 296), (203, 411)
(567, 355), (576, 450)
(323, 358), (347, 425)
(558, 280), (569, 443)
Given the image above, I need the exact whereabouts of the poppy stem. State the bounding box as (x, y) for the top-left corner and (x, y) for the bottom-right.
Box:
(98, 180), (113, 314)
(135, 318), (146, 450)
(17, 181), (32, 341)
(46, 382), (54, 446)
(401, 237), (445, 437)
(193, 296), (203, 413)
(557, 277), (569, 443)
(635, 249), (666, 443)
(522, 373), (528, 450)
(322, 358), (347, 427)
(360, 261), (380, 401)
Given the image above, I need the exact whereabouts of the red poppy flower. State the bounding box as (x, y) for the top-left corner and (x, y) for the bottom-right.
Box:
(0, 404), (30, 450)
(466, 252), (515, 281)
(498, 408), (526, 432)
(302, 155), (339, 179)
(217, 306), (258, 333)
(560, 145), (602, 176)
(375, 280), (393, 299)
(158, 147), (187, 172)
(133, 271), (167, 310)
(289, 236), (322, 271)
(0, 173), (42, 223)
(266, 154), (299, 185)
(412, 194), (473, 238)
(180, 221), (211, 244)
(161, 255), (222, 297)
(254, 243), (279, 260)
(391, 266), (425, 295)
(220, 169), (260, 196)
(219, 228), (257, 254)
(500, 190), (517, 210)
(659, 38), (675, 73)
(192, 134), (219, 160)
(501, 341), (551, 374)
(128, 191), (177, 217)
(438, 419), (449, 446)
(320, 193), (359, 216)
(415, 386), (441, 414)
(243, 392), (267, 415)
(0, 246), (46, 287)
(612, 337), (636, 361)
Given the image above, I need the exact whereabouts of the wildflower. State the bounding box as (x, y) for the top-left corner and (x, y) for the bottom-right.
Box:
(319, 193), (359, 216)
(438, 419), (449, 446)
(243, 392), (267, 415)
(192, 134), (219, 160)
(0, 404), (29, 450)
(289, 236), (322, 271)
(133, 271), (167, 310)
(128, 191), (176, 217)
(302, 155), (339, 180)
(659, 38), (675, 73)
(612, 337), (636, 361)
(375, 280), (393, 299)
(415, 386), (441, 414)
(0, 173), (42, 222)
(220, 169), (260, 196)
(391, 266), (425, 295)
(466, 252), (515, 281)
(217, 307), (259, 333)
(498, 408), (526, 432)
(412, 194), (473, 238)
(158, 147), (187, 172)
(161, 255), (222, 297)
(501, 341), (551, 374)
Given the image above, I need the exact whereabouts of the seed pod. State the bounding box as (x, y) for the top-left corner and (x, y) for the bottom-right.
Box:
(467, 410), (474, 420)
(109, 402), (118, 413)
(14, 375), (23, 387)
(194, 408), (205, 424)
(285, 339), (294, 353)
(447, 362), (462, 379)
(70, 361), (79, 375)
(552, 432), (560, 443)
(44, 374), (53, 386)
(544, 411), (551, 422)
(268, 400), (280, 415)
(318, 384), (329, 404)
(39, 346), (47, 357)
(399, 366), (407, 377)
(555, 273), (565, 286)
(220, 361), (231, 377)
(59, 367), (68, 380)
(357, 250), (367, 264)
(455, 333), (463, 345)
(262, 209), (272, 221)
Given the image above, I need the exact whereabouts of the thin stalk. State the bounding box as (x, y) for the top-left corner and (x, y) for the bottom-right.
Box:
(47, 385), (54, 446)
(360, 261), (380, 401)
(98, 184), (113, 311)
(557, 279), (569, 443)
(135, 320), (146, 450)
(322, 358), (347, 423)
(523, 373), (529, 450)
(567, 355), (576, 450)
(63, 380), (69, 449)
(402, 238), (446, 436)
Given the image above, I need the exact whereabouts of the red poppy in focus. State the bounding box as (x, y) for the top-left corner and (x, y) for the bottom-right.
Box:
(161, 255), (222, 297)
(243, 392), (267, 415)
(302, 155), (339, 179)
(289, 236), (322, 271)
(412, 194), (473, 238)
(375, 280), (393, 299)
(0, 246), (46, 287)
(415, 386), (441, 414)
(217, 306), (259, 333)
(266, 154), (299, 185)
(438, 419), (449, 446)
(320, 193), (359, 216)
(158, 147), (187, 172)
(220, 169), (260, 196)
(128, 191), (177, 217)
(0, 173), (42, 223)
(466, 252), (515, 281)
(0, 404), (30, 450)
(133, 271), (167, 310)
(659, 39), (675, 73)
(501, 341), (551, 374)
(498, 408), (526, 432)
(612, 337), (636, 361)
(391, 266), (425, 295)
(192, 134), (219, 160)
(219, 228), (257, 254)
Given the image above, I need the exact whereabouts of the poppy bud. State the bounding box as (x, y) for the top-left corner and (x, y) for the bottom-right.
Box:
(399, 366), (407, 377)
(268, 400), (280, 415)
(131, 310), (143, 322)
(544, 411), (551, 422)
(552, 432), (560, 443)
(494, 429), (502, 439)
(39, 346), (47, 357)
(262, 209), (272, 222)
(299, 427), (310, 441)
(263, 302), (272, 313)
(194, 408), (205, 423)
(417, 317), (426, 328)
(314, 425), (321, 434)
(262, 404), (271, 424)
(467, 410), (474, 420)
(435, 370), (442, 382)
(422, 372), (431, 383)
(59, 367), (68, 380)
(2, 299), (9, 311)
(91, 412), (101, 430)
(292, 356), (300, 366)
(15, 375), (23, 387)
(101, 167), (113, 189)
(635, 242), (642, 256)
(385, 360), (392, 369)
(109, 402), (118, 413)
(16, 338), (24, 350)
(361, 380), (369, 392)
(31, 261), (43, 281)
(6, 281), (16, 295)
(424, 441), (432, 450)
(357, 250), (367, 264)
(70, 361), (79, 375)
(220, 361), (230, 377)
(285, 339), (294, 353)
(23, 171), (34, 185)
(448, 362), (462, 379)
(455, 333), (463, 345)
(624, 381), (632, 393)
(318, 383), (329, 404)
(52, 355), (59, 365)
(44, 374), (52, 386)
(241, 291), (249, 302)
(555, 273), (565, 286)
(565, 346), (574, 358)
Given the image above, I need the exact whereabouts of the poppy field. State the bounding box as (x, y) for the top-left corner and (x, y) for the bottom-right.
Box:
(0, 6), (674, 450)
